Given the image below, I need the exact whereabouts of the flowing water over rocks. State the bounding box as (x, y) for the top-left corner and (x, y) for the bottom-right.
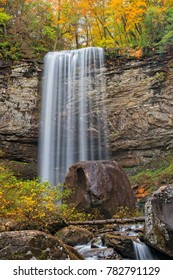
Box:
(133, 240), (157, 260)
(0, 218), (172, 260)
(73, 223), (144, 260)
(75, 237), (116, 260)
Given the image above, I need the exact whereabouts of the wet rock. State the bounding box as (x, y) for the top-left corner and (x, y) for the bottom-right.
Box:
(0, 230), (84, 260)
(75, 235), (122, 260)
(144, 185), (173, 257)
(91, 236), (104, 248)
(77, 245), (116, 260)
(102, 233), (136, 259)
(64, 161), (135, 218)
(55, 226), (94, 246)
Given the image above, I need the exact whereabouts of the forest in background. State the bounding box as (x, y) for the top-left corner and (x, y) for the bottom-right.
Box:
(0, 0), (173, 60)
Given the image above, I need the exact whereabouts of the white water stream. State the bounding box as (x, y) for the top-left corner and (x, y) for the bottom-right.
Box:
(40, 47), (109, 185)
(133, 240), (157, 260)
(75, 225), (159, 260)
(75, 237), (114, 260)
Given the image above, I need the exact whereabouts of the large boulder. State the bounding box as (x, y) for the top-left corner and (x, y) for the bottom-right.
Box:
(144, 185), (173, 257)
(64, 161), (135, 218)
(102, 233), (136, 259)
(55, 226), (94, 246)
(0, 230), (84, 260)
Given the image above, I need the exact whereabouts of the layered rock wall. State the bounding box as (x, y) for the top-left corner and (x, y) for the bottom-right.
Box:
(1, 50), (173, 169)
(105, 50), (173, 166)
(0, 61), (42, 164)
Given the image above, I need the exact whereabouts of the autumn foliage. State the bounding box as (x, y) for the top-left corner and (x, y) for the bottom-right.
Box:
(0, 1), (173, 59)
(0, 164), (93, 229)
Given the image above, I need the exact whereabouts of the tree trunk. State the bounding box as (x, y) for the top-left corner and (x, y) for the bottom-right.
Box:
(68, 216), (145, 226)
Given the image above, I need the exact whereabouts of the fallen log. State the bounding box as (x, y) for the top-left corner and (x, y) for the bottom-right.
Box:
(69, 216), (145, 226)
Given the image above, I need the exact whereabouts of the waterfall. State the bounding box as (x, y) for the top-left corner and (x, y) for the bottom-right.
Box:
(40, 47), (109, 185)
(133, 241), (157, 260)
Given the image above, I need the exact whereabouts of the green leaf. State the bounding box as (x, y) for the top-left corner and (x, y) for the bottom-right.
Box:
(0, 12), (12, 25)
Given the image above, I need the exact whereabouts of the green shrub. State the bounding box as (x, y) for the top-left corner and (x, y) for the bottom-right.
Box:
(129, 153), (173, 190)
(0, 165), (92, 230)
(158, 30), (173, 51)
(0, 41), (23, 60)
(113, 206), (144, 219)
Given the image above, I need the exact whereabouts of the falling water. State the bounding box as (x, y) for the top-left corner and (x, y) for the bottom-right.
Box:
(40, 47), (109, 185)
(133, 241), (157, 260)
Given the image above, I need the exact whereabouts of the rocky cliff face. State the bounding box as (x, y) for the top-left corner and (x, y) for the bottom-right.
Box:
(0, 50), (173, 171)
(105, 50), (173, 167)
(0, 61), (42, 166)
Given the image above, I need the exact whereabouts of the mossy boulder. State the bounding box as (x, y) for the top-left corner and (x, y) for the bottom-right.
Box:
(55, 226), (94, 246)
(0, 230), (84, 260)
(102, 233), (136, 259)
(145, 185), (173, 257)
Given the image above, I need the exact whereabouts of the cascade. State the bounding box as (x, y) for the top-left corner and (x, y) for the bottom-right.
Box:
(40, 47), (109, 185)
(133, 241), (157, 260)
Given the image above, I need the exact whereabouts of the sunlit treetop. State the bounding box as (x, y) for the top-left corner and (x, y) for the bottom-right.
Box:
(0, 0), (6, 5)
(0, 0), (173, 59)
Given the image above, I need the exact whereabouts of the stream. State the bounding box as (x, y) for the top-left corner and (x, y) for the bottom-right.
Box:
(74, 223), (165, 260)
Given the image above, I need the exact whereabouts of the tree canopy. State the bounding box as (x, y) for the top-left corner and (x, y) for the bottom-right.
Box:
(0, 0), (173, 59)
